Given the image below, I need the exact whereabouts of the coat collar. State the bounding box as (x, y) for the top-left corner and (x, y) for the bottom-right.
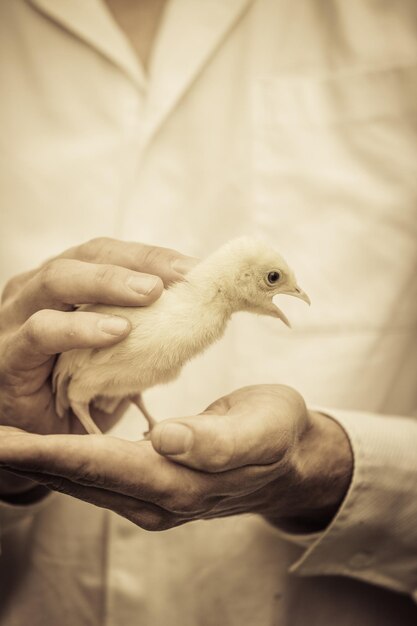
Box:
(27, 0), (146, 89)
(143, 0), (253, 141)
(27, 0), (253, 142)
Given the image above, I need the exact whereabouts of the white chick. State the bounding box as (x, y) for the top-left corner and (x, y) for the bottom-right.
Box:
(53, 237), (310, 435)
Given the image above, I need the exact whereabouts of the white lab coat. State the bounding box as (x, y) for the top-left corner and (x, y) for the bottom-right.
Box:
(1, 1), (417, 624)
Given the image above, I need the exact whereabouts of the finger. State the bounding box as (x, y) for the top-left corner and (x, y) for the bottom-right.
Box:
(1, 238), (199, 317)
(60, 237), (199, 286)
(1, 269), (38, 304)
(6, 467), (177, 531)
(0, 429), (269, 516)
(4, 258), (164, 322)
(3, 309), (131, 370)
(0, 433), (172, 494)
(150, 385), (307, 472)
(0, 432), (211, 512)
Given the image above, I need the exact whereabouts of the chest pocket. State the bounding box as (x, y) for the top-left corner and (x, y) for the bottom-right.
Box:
(250, 64), (417, 331)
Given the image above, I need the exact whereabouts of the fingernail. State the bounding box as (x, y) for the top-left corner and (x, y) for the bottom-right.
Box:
(171, 257), (199, 276)
(156, 423), (194, 455)
(98, 316), (129, 335)
(127, 275), (160, 295)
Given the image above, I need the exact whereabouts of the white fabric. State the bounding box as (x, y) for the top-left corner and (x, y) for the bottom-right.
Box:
(1, 0), (417, 624)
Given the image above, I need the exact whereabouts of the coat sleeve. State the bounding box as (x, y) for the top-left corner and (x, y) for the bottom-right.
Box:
(276, 408), (417, 599)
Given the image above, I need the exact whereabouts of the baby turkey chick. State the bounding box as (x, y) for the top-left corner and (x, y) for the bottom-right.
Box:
(53, 238), (310, 435)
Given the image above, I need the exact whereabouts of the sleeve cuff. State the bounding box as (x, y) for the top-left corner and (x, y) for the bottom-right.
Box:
(285, 408), (417, 595)
(0, 488), (54, 540)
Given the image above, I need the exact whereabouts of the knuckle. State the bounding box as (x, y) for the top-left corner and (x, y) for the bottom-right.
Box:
(2, 269), (38, 305)
(79, 237), (113, 262)
(279, 384), (299, 400)
(94, 264), (118, 286)
(23, 310), (49, 346)
(38, 259), (64, 295)
(140, 245), (171, 270)
(204, 396), (229, 414)
(279, 385), (306, 413)
(2, 275), (22, 303)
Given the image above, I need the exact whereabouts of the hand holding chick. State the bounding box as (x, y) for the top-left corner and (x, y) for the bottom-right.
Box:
(0, 385), (353, 530)
(0, 237), (194, 497)
(53, 238), (310, 435)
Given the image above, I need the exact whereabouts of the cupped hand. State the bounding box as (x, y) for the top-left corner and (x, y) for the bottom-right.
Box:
(0, 385), (353, 530)
(0, 237), (196, 495)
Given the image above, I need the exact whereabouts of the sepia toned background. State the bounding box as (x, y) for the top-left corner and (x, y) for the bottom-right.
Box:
(0, 1), (416, 625)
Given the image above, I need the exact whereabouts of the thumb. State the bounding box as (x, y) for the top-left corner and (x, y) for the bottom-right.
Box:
(150, 386), (303, 473)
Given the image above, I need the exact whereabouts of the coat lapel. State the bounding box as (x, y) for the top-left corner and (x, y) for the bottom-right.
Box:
(27, 0), (145, 89)
(27, 0), (253, 143)
(144, 0), (253, 142)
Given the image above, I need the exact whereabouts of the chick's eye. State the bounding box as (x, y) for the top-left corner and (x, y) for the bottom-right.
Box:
(267, 271), (281, 285)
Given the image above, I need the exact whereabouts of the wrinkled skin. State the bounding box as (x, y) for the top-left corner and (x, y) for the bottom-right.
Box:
(0, 385), (353, 530)
(0, 237), (196, 496)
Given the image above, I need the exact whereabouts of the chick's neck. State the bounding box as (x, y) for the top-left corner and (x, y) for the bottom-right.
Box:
(160, 272), (236, 360)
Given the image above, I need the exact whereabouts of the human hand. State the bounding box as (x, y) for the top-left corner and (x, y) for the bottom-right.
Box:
(0, 237), (195, 496)
(0, 385), (353, 530)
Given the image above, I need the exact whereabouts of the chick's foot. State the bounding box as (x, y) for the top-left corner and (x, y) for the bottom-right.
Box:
(71, 401), (102, 435)
(131, 394), (157, 437)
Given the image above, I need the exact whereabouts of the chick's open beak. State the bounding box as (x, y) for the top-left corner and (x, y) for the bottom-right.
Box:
(291, 286), (311, 305)
(292, 285), (311, 305)
(270, 285), (310, 327)
(252, 300), (292, 326)
(273, 306), (291, 327)
(255, 285), (310, 327)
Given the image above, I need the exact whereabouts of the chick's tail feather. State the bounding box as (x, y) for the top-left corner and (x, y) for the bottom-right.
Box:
(52, 360), (102, 434)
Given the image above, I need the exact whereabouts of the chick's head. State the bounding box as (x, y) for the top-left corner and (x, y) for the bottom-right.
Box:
(205, 238), (310, 326)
